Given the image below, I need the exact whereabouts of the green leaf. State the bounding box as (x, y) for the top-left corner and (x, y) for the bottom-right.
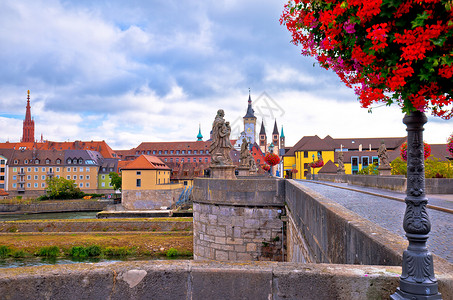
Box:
(411, 11), (430, 28)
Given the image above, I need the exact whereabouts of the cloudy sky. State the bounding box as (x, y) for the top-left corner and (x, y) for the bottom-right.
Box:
(0, 0), (451, 150)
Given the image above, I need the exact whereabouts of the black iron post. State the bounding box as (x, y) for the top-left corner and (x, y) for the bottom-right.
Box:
(391, 111), (441, 299)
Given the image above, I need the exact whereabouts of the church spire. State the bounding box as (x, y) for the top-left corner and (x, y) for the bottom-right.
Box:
(197, 124), (203, 141)
(243, 89), (256, 118)
(21, 90), (35, 143)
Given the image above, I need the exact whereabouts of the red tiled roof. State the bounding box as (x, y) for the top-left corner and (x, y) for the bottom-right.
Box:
(318, 160), (338, 174)
(122, 155), (170, 170)
(0, 189), (8, 196)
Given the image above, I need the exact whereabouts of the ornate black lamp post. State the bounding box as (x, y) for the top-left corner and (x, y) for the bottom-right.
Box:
(391, 111), (441, 299)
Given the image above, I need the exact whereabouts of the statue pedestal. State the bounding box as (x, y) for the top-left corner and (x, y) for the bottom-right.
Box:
(378, 166), (391, 176)
(210, 165), (236, 179)
(236, 166), (250, 176)
(337, 169), (345, 175)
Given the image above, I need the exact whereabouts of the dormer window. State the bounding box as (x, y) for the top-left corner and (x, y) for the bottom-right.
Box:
(35, 159), (39, 164)
(56, 159), (61, 164)
(14, 160), (18, 164)
(67, 159), (72, 164)
(78, 159), (83, 164)
(24, 159), (28, 164)
(45, 159), (50, 164)
(72, 159), (77, 164)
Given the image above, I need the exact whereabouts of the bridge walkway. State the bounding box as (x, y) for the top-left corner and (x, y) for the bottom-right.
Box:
(294, 180), (453, 263)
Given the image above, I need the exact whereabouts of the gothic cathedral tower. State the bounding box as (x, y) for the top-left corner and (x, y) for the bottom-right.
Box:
(259, 120), (267, 153)
(21, 90), (35, 143)
(243, 91), (257, 144)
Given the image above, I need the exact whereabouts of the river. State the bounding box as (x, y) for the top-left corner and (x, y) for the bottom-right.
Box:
(0, 211), (99, 221)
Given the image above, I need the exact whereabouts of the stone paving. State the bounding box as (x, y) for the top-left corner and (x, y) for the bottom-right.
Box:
(294, 180), (453, 263)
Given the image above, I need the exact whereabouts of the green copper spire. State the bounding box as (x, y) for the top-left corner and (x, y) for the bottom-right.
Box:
(280, 125), (285, 138)
(197, 124), (203, 141)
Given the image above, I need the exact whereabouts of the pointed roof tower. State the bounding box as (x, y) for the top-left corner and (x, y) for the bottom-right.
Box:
(21, 90), (35, 143)
(280, 125), (285, 138)
(243, 89), (256, 118)
(259, 119), (266, 135)
(273, 120), (279, 135)
(197, 124), (203, 141)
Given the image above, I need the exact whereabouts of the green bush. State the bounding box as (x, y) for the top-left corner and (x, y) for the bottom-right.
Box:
(103, 246), (130, 257)
(391, 157), (407, 176)
(358, 163), (378, 175)
(70, 246), (88, 258)
(0, 245), (11, 258)
(12, 250), (29, 258)
(166, 248), (178, 258)
(36, 246), (60, 258)
(86, 245), (101, 257)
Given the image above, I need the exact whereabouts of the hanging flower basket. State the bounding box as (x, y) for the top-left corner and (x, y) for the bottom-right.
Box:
(447, 134), (453, 158)
(400, 141), (431, 161)
(264, 153), (280, 166)
(309, 159), (324, 169)
(291, 169), (298, 174)
(262, 164), (270, 171)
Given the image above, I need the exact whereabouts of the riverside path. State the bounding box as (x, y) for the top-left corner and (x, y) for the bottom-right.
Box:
(294, 180), (453, 263)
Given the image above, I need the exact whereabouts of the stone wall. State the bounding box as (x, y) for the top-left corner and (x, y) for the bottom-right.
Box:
(122, 187), (184, 210)
(192, 177), (285, 261)
(0, 199), (112, 214)
(317, 174), (453, 194)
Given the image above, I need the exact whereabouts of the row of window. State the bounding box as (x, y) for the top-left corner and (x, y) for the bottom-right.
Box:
(137, 150), (209, 155)
(163, 157), (209, 163)
(14, 158), (61, 165)
(12, 182), (91, 188)
(13, 167), (91, 173)
(13, 174), (91, 181)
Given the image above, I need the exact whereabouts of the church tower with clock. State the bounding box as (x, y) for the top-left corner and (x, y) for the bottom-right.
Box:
(243, 91), (257, 144)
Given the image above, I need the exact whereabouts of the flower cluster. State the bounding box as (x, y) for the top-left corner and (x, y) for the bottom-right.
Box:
(400, 141), (432, 161)
(264, 153), (281, 166)
(281, 0), (453, 119)
(262, 164), (271, 171)
(447, 134), (453, 157)
(309, 159), (324, 168)
(291, 169), (299, 174)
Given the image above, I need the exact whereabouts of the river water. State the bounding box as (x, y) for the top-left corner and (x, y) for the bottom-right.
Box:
(0, 211), (99, 221)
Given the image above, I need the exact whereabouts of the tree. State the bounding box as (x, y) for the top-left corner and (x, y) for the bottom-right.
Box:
(44, 177), (84, 200)
(109, 172), (122, 191)
(281, 0), (453, 118)
(281, 1), (452, 298)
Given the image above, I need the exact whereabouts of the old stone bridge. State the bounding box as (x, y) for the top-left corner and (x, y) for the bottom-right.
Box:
(1, 177), (452, 299)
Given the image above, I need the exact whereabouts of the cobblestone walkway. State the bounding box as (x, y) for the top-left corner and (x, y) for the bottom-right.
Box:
(294, 180), (453, 263)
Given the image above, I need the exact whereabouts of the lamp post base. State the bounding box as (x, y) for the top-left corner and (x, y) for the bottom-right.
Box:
(391, 287), (442, 300)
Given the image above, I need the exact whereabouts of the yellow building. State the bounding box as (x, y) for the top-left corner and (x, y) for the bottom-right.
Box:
(283, 136), (406, 179)
(121, 155), (184, 210)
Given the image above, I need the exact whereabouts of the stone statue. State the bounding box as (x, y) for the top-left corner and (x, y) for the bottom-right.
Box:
(240, 138), (250, 167)
(209, 109), (233, 166)
(378, 142), (390, 167)
(248, 153), (257, 172)
(337, 151), (345, 172)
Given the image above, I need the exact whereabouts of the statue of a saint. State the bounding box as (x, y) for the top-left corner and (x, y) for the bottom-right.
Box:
(378, 142), (390, 167)
(209, 109), (233, 166)
(337, 151), (345, 171)
(240, 138), (250, 167)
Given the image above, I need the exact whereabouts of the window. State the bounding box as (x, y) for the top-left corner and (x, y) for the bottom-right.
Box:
(78, 159), (83, 164)
(67, 176), (70, 179)
(187, 158), (191, 162)
(147, 151), (150, 155)
(42, 175), (45, 180)
(67, 159), (72, 164)
(24, 160), (28, 164)
(34, 167), (38, 172)
(188, 150), (191, 154)
(153, 150), (156, 154)
(199, 158), (202, 162)
(109, 168), (113, 172)
(176, 150), (179, 154)
(34, 183), (38, 188)
(181, 158), (184, 162)
(27, 175), (31, 180)
(101, 175), (105, 179)
(73, 175), (77, 180)
(170, 150), (173, 154)
(80, 167), (83, 172)
(35, 159), (39, 164)
(34, 175), (38, 180)
(27, 183), (31, 188)
(101, 182), (105, 187)
(41, 183), (45, 187)
(80, 175), (83, 180)
(73, 167), (77, 172)
(42, 167), (46, 172)
(164, 150), (168, 154)
(170, 158), (173, 162)
(176, 158), (179, 162)
(56, 175), (60, 178)
(27, 167), (31, 172)
(194, 150), (197, 154)
(13, 183), (16, 188)
(0, 159), (4, 164)
(164, 158), (167, 162)
(136, 178), (141, 187)
(181, 150), (185, 154)
(304, 151), (308, 158)
(205, 158), (208, 162)
(45, 159), (50, 164)
(86, 183), (90, 187)
(56, 159), (61, 164)
(86, 175), (90, 180)
(72, 159), (77, 164)
(56, 167), (60, 172)
(159, 150), (162, 155)
(362, 157), (369, 169)
(79, 183), (83, 187)
(13, 167), (17, 172)
(13, 175), (17, 180)
(102, 167), (106, 172)
(0, 176), (3, 180)
(109, 182), (112, 187)
(136, 171), (141, 175)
